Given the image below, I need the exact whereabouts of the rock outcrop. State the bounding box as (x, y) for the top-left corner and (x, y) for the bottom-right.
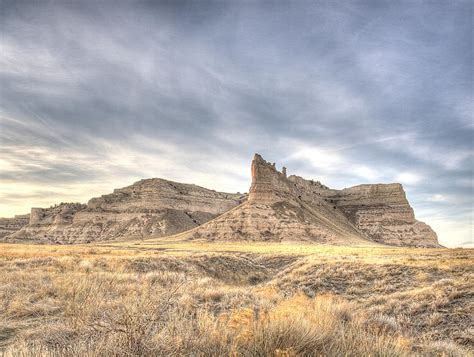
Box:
(185, 154), (371, 245)
(5, 179), (245, 244)
(318, 184), (439, 247)
(0, 214), (29, 239)
(285, 175), (438, 246)
(3, 153), (439, 247)
(184, 154), (439, 247)
(29, 203), (87, 225)
(5, 203), (87, 243)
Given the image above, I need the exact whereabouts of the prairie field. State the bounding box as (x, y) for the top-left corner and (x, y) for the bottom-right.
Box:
(0, 240), (472, 356)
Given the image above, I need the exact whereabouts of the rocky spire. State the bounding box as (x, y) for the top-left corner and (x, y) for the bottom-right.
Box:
(248, 153), (291, 204)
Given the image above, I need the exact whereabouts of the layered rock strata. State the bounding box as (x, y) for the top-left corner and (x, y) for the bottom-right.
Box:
(319, 184), (439, 247)
(286, 175), (439, 246)
(5, 179), (245, 244)
(0, 214), (29, 239)
(3, 154), (439, 247)
(186, 154), (439, 247)
(186, 154), (370, 244)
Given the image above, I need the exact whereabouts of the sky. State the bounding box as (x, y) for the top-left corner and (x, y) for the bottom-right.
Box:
(0, 0), (472, 247)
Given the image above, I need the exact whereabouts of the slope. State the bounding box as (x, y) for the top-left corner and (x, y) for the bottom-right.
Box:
(5, 179), (245, 244)
(180, 154), (371, 244)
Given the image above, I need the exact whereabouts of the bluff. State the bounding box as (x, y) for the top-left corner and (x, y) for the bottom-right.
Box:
(3, 154), (439, 247)
(317, 184), (440, 247)
(0, 214), (30, 239)
(185, 154), (370, 244)
(183, 154), (440, 247)
(5, 179), (245, 244)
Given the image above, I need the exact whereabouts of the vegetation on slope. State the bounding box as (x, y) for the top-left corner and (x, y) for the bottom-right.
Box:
(0, 242), (472, 356)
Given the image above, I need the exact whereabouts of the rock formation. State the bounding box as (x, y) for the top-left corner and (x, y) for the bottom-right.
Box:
(3, 153), (439, 247)
(5, 203), (84, 243)
(316, 184), (440, 247)
(0, 214), (29, 239)
(5, 179), (245, 244)
(184, 154), (440, 247)
(185, 154), (371, 244)
(29, 203), (87, 225)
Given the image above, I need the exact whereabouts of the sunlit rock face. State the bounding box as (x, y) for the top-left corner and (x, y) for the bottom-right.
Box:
(5, 179), (245, 244)
(186, 154), (371, 245)
(248, 154), (293, 204)
(289, 179), (440, 247)
(187, 154), (440, 247)
(3, 154), (439, 247)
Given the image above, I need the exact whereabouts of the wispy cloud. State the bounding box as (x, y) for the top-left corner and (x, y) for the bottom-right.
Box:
(0, 0), (472, 247)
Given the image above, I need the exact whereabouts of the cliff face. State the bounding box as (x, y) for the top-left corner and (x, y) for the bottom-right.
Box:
(5, 179), (245, 244)
(3, 154), (439, 247)
(0, 214), (29, 239)
(248, 155), (292, 204)
(88, 178), (242, 215)
(187, 154), (369, 244)
(286, 171), (439, 247)
(187, 154), (439, 247)
(29, 203), (87, 225)
(319, 184), (440, 247)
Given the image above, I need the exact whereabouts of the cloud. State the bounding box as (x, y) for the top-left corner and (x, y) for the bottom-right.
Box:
(287, 146), (344, 172)
(428, 218), (473, 249)
(396, 172), (423, 185)
(0, 0), (472, 247)
(428, 194), (448, 202)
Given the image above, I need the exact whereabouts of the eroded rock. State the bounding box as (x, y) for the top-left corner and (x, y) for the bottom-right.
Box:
(186, 154), (440, 247)
(3, 154), (439, 247)
(0, 214), (29, 239)
(5, 179), (245, 244)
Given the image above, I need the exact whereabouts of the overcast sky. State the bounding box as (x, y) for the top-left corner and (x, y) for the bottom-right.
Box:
(0, 0), (472, 247)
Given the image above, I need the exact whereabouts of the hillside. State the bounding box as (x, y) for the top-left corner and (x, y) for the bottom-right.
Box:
(181, 154), (439, 247)
(0, 214), (29, 239)
(316, 182), (439, 246)
(2, 154), (439, 247)
(4, 179), (245, 244)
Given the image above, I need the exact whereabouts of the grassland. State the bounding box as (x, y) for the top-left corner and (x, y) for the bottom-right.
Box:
(0, 240), (472, 356)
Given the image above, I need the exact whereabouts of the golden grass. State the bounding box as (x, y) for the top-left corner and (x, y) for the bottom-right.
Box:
(0, 241), (472, 356)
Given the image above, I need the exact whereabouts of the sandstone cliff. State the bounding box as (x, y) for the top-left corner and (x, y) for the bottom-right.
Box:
(184, 154), (439, 247)
(318, 184), (440, 247)
(285, 175), (439, 246)
(185, 154), (370, 244)
(0, 214), (29, 239)
(29, 203), (87, 225)
(5, 179), (245, 244)
(3, 154), (439, 247)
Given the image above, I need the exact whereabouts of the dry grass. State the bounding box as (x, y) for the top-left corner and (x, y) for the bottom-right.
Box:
(0, 241), (472, 356)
